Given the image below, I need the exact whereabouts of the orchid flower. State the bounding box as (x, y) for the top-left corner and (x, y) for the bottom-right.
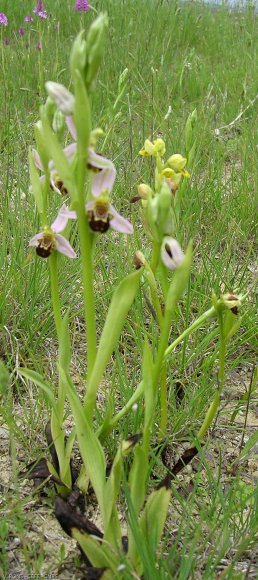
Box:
(63, 150), (133, 234)
(32, 143), (76, 195)
(33, 1), (47, 19)
(161, 237), (184, 270)
(29, 205), (77, 258)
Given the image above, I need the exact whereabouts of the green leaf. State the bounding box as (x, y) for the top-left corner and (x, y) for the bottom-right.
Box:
(129, 445), (148, 515)
(139, 485), (171, 561)
(40, 108), (77, 201)
(29, 149), (43, 216)
(85, 268), (142, 421)
(59, 367), (106, 516)
(72, 530), (118, 572)
(18, 368), (56, 409)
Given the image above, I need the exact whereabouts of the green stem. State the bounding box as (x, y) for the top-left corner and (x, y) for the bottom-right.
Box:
(164, 306), (215, 359)
(150, 240), (161, 274)
(76, 198), (97, 380)
(197, 309), (226, 441)
(197, 391), (220, 440)
(49, 252), (62, 339)
(144, 260), (163, 327)
(159, 362), (168, 439)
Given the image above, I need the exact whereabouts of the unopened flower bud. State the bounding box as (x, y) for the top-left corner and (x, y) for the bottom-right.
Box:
(70, 30), (87, 79)
(137, 183), (152, 199)
(85, 13), (108, 91)
(167, 153), (187, 173)
(133, 251), (145, 269)
(45, 82), (75, 115)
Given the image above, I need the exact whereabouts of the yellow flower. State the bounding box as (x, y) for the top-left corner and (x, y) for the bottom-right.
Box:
(167, 154), (189, 177)
(139, 138), (166, 157)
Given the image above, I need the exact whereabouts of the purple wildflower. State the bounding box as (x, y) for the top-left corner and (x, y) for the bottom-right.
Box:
(33, 1), (47, 19)
(19, 27), (25, 36)
(24, 15), (33, 23)
(74, 0), (89, 12)
(36, 41), (42, 50)
(29, 205), (77, 259)
(0, 13), (8, 26)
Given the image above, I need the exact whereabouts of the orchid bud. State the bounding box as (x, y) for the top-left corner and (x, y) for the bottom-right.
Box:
(85, 13), (108, 91)
(133, 251), (146, 269)
(45, 82), (75, 115)
(137, 183), (152, 199)
(167, 154), (187, 172)
(70, 30), (87, 80)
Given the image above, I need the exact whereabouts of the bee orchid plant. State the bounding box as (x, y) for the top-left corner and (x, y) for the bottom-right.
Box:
(19, 14), (244, 577)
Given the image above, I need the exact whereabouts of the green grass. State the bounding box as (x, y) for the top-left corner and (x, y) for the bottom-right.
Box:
(0, 0), (257, 577)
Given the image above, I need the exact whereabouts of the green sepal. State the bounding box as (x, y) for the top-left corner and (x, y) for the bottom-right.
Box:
(34, 122), (50, 173)
(224, 311), (242, 342)
(29, 149), (44, 217)
(40, 107), (77, 201)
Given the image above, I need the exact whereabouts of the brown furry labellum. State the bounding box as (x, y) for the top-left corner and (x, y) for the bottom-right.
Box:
(36, 234), (56, 258)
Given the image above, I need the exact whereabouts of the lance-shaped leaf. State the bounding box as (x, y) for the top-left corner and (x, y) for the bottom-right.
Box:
(139, 484), (171, 547)
(18, 368), (56, 410)
(72, 530), (118, 573)
(59, 367), (106, 517)
(134, 483), (171, 574)
(104, 435), (141, 544)
(85, 268), (142, 422)
(40, 107), (77, 201)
